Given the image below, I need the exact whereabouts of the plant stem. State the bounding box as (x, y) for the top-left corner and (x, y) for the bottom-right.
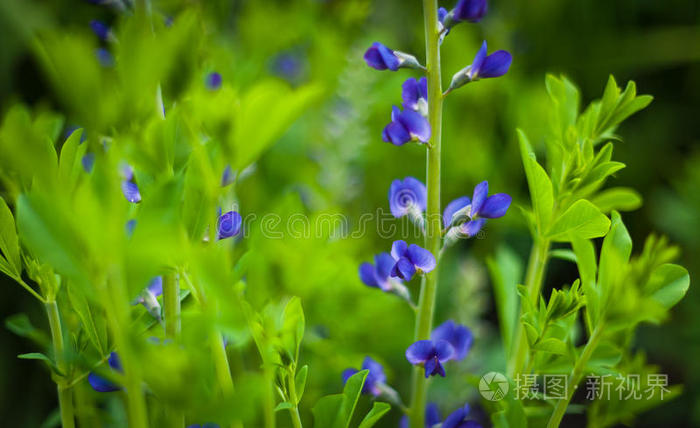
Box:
(546, 321), (605, 428)
(210, 331), (235, 396)
(163, 273), (184, 427)
(409, 1), (443, 427)
(508, 237), (550, 377)
(46, 300), (75, 428)
(287, 367), (303, 428)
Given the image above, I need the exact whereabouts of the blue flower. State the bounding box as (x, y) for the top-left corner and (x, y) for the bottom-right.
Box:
(221, 165), (234, 187)
(364, 42), (401, 71)
(406, 339), (454, 377)
(206, 72), (222, 90)
(364, 42), (424, 71)
(446, 41), (512, 93)
(452, 0), (488, 23)
(126, 219), (137, 237)
(402, 77), (428, 115)
(382, 106), (431, 146)
(444, 181), (511, 238)
(88, 352), (122, 392)
(389, 177), (427, 218)
(95, 48), (114, 67)
(90, 19), (110, 41)
(442, 404), (482, 428)
(81, 153), (96, 173)
(400, 402), (441, 428)
(121, 181), (141, 203)
(342, 356), (386, 396)
(390, 240), (436, 281)
(359, 252), (400, 292)
(271, 52), (305, 83)
(132, 276), (163, 319)
(217, 210), (242, 240)
(431, 320), (473, 361)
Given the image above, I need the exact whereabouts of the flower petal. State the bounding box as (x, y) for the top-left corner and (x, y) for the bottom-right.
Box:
(342, 368), (359, 384)
(147, 276), (163, 298)
(405, 340), (434, 364)
(434, 339), (455, 362)
(461, 218), (486, 237)
(374, 252), (397, 284)
(402, 78), (420, 110)
(389, 178), (426, 217)
(453, 0), (488, 23)
(442, 404), (470, 428)
(362, 356), (386, 385)
(432, 321), (473, 361)
(407, 244), (436, 273)
(443, 196), (471, 227)
(395, 257), (416, 281)
(479, 193), (512, 218)
(121, 181), (142, 203)
(382, 121), (411, 146)
(426, 402), (442, 427)
(88, 372), (120, 392)
(359, 263), (379, 288)
(479, 50), (512, 78)
(398, 109), (431, 142)
(391, 240), (409, 260)
(469, 41), (488, 79)
(471, 181), (488, 215)
(424, 357), (438, 378)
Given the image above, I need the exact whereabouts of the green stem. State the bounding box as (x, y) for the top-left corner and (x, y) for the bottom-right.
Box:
(210, 331), (235, 396)
(163, 273), (184, 427)
(46, 300), (75, 428)
(508, 237), (550, 377)
(546, 321), (605, 428)
(263, 367), (277, 428)
(287, 367), (303, 428)
(409, 1), (443, 427)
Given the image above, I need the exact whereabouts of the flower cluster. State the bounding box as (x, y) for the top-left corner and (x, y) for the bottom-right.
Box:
(443, 180), (511, 245)
(405, 320), (473, 377)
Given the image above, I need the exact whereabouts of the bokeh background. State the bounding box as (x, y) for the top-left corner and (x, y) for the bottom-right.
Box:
(0, 0), (698, 426)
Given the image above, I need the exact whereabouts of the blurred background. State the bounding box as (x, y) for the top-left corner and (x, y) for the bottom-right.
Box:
(0, 0), (698, 426)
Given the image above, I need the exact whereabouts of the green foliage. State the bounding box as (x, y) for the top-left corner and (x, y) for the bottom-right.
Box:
(312, 370), (389, 428)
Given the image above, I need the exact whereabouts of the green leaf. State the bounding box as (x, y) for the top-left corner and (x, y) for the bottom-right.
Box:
(591, 187), (642, 213)
(232, 82), (323, 170)
(312, 370), (368, 428)
(295, 364), (308, 404)
(67, 281), (105, 354)
(58, 128), (87, 189)
(546, 200), (610, 242)
(571, 237), (599, 329)
(518, 129), (554, 230)
(647, 264), (690, 310)
(532, 338), (568, 355)
(549, 249), (577, 263)
(18, 352), (62, 375)
(281, 297), (305, 363)
(598, 211), (632, 307)
(357, 402), (391, 428)
(274, 402), (294, 412)
(5, 313), (48, 346)
(0, 196), (21, 276)
(487, 246), (523, 358)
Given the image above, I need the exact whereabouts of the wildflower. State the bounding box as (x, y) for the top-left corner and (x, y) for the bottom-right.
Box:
(442, 404), (483, 428)
(81, 153), (96, 173)
(382, 106), (431, 146)
(121, 181), (141, 203)
(452, 0), (488, 23)
(205, 72), (222, 90)
(88, 352), (122, 392)
(217, 210), (242, 240)
(359, 252), (411, 302)
(402, 77), (428, 116)
(364, 42), (424, 71)
(443, 181), (511, 240)
(405, 339), (455, 377)
(390, 240), (436, 281)
(221, 165), (234, 187)
(431, 320), (473, 361)
(446, 41), (512, 93)
(400, 402), (441, 428)
(389, 177), (427, 218)
(90, 20), (110, 41)
(271, 51), (305, 83)
(342, 356), (386, 396)
(126, 219), (137, 237)
(95, 48), (114, 67)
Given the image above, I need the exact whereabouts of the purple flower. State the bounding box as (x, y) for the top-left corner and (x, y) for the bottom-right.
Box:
(95, 48), (114, 67)
(452, 0), (488, 23)
(444, 181), (511, 238)
(217, 210), (242, 240)
(442, 404), (482, 428)
(271, 52), (305, 83)
(206, 72), (222, 90)
(390, 240), (436, 281)
(221, 165), (234, 187)
(466, 41), (512, 80)
(400, 402), (441, 428)
(342, 356), (386, 396)
(82, 153), (96, 173)
(382, 106), (431, 146)
(88, 352), (122, 392)
(389, 177), (427, 218)
(363, 42), (423, 71)
(431, 320), (473, 361)
(364, 42), (401, 71)
(121, 181), (141, 203)
(126, 219), (137, 237)
(406, 340), (454, 378)
(402, 77), (428, 115)
(359, 252), (400, 292)
(90, 19), (110, 41)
